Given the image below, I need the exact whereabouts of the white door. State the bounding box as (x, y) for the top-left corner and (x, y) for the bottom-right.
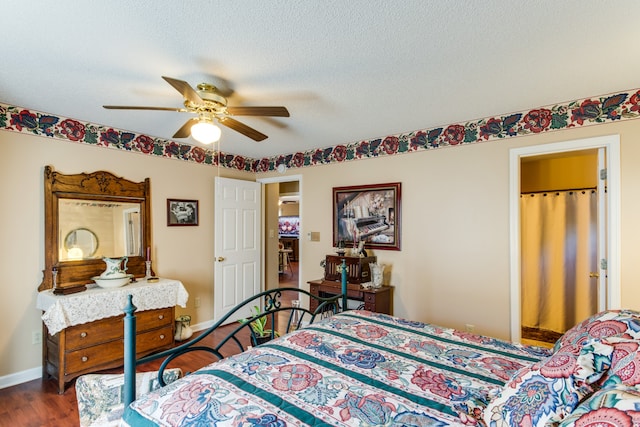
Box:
(595, 147), (607, 310)
(214, 177), (262, 323)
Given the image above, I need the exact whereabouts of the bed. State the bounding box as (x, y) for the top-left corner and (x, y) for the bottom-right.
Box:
(119, 278), (640, 426)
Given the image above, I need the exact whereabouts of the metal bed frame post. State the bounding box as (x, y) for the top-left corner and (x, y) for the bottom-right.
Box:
(341, 259), (347, 311)
(123, 295), (137, 406)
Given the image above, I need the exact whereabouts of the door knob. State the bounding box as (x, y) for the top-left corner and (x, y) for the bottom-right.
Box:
(589, 272), (600, 278)
(216, 257), (225, 262)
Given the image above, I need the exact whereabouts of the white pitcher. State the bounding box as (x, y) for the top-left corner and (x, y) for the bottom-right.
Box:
(100, 256), (128, 278)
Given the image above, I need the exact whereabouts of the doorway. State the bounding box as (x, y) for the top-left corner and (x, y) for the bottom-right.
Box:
(278, 182), (300, 286)
(509, 135), (621, 343)
(257, 175), (302, 292)
(520, 150), (598, 345)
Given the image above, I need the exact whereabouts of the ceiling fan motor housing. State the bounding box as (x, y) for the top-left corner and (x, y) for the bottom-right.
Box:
(184, 84), (228, 117)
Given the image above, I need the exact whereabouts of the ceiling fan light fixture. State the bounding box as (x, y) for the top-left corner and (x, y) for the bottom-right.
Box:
(191, 119), (221, 144)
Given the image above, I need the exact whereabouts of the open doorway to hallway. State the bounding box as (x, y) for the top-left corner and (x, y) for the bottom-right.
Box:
(278, 181), (300, 286)
(258, 174), (302, 292)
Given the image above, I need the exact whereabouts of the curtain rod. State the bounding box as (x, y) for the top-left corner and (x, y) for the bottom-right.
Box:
(520, 186), (597, 195)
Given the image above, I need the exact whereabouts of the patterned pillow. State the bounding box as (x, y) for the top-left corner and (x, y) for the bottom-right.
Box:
(76, 368), (182, 427)
(554, 309), (640, 352)
(557, 384), (640, 427)
(595, 337), (640, 388)
(482, 343), (610, 427)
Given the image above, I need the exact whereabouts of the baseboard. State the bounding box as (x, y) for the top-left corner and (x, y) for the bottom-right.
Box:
(0, 366), (41, 389)
(2, 319), (217, 389)
(191, 319), (215, 332)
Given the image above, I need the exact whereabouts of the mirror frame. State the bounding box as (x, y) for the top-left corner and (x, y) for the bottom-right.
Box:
(39, 166), (152, 294)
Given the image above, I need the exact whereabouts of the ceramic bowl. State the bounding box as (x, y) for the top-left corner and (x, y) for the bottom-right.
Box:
(92, 274), (133, 288)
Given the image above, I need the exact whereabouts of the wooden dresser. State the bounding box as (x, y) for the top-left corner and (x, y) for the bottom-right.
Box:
(308, 279), (393, 314)
(37, 278), (189, 393)
(43, 307), (174, 393)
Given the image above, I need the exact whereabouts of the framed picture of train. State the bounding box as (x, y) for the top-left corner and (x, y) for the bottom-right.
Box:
(332, 182), (401, 251)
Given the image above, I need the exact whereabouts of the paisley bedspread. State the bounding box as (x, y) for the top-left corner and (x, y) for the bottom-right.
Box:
(122, 310), (550, 426)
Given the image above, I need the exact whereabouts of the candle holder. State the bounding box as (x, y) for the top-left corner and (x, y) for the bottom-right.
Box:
(145, 261), (152, 279)
(52, 266), (58, 290)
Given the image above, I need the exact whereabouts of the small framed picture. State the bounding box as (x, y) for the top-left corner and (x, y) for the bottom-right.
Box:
(167, 199), (198, 226)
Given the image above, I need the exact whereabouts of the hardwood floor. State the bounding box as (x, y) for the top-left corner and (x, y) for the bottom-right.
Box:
(1, 262), (299, 427)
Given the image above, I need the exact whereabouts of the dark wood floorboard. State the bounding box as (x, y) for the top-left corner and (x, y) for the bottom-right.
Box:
(1, 262), (299, 427)
(521, 325), (563, 344)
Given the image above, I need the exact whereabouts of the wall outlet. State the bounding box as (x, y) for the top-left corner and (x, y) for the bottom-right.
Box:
(32, 330), (42, 345)
(194, 297), (201, 308)
(465, 324), (475, 332)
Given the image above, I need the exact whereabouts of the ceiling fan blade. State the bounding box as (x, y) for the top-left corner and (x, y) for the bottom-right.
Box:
(219, 117), (268, 141)
(173, 118), (198, 139)
(103, 105), (186, 112)
(227, 106), (290, 117)
(161, 76), (204, 105)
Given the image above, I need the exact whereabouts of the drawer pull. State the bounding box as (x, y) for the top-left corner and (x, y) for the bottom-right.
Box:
(158, 315), (164, 320)
(159, 334), (165, 340)
(81, 356), (88, 362)
(80, 332), (87, 338)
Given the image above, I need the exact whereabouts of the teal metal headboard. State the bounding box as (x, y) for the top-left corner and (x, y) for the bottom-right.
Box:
(123, 259), (348, 406)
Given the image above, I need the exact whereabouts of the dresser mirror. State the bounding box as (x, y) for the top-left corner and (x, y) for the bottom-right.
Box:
(39, 166), (152, 294)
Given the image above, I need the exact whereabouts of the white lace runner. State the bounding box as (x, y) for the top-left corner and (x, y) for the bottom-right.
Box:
(37, 278), (189, 335)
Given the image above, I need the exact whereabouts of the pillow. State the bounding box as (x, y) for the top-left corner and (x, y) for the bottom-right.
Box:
(76, 368), (182, 427)
(595, 337), (640, 388)
(557, 384), (640, 427)
(554, 309), (640, 352)
(482, 342), (612, 427)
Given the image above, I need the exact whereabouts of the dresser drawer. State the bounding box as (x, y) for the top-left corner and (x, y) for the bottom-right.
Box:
(65, 315), (122, 350)
(137, 307), (173, 331)
(63, 307), (173, 351)
(137, 325), (174, 354)
(65, 339), (123, 373)
(363, 292), (375, 311)
(64, 324), (174, 374)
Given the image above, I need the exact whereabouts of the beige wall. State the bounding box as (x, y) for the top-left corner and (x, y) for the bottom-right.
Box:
(264, 183), (280, 290)
(279, 202), (299, 216)
(270, 120), (640, 341)
(3, 117), (640, 382)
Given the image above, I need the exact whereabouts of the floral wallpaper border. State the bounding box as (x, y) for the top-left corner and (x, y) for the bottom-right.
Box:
(2, 88), (640, 173)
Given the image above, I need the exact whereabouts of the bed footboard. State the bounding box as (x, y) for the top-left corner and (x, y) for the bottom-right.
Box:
(123, 261), (348, 407)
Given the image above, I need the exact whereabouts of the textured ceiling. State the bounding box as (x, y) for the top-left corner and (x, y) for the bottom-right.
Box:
(2, 1), (640, 159)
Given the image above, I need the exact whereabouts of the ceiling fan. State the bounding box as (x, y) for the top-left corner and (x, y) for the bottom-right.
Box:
(103, 76), (289, 143)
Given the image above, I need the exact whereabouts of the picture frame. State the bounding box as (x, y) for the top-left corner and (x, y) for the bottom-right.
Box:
(333, 182), (401, 251)
(167, 199), (199, 226)
(278, 215), (300, 238)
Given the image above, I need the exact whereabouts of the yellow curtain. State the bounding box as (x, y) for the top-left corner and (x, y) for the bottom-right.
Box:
(520, 190), (597, 334)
